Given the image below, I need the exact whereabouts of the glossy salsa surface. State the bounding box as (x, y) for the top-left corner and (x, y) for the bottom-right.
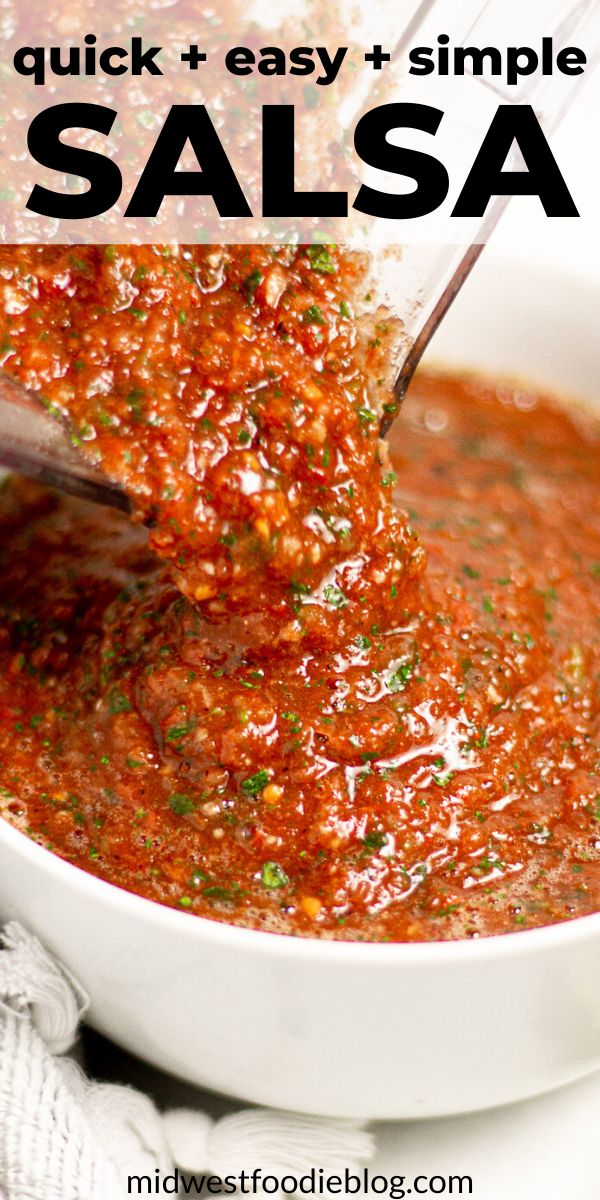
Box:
(0, 244), (598, 940)
(0, 245), (415, 624)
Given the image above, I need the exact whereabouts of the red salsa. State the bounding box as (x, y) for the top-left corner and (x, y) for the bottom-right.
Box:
(0, 244), (598, 940)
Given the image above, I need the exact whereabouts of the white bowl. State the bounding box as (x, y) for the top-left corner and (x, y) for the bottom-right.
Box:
(1, 256), (599, 1120)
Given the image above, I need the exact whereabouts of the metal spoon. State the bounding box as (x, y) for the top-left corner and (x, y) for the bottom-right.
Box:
(0, 367), (130, 512)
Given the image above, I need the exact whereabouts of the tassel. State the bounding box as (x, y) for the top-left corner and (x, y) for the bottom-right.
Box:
(0, 923), (375, 1200)
(0, 922), (88, 1054)
(163, 1108), (374, 1176)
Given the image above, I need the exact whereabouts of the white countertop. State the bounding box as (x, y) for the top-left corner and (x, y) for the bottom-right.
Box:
(375, 1073), (599, 1200)
(83, 1031), (600, 1200)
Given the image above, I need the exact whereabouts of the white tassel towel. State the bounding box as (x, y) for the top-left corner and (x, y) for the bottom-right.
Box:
(0, 923), (373, 1200)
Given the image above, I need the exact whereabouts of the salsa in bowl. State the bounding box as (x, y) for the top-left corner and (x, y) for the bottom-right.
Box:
(0, 369), (598, 941)
(0, 254), (598, 1117)
(0, 245), (597, 942)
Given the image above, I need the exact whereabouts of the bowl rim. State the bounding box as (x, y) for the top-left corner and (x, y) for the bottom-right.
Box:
(2, 812), (600, 964)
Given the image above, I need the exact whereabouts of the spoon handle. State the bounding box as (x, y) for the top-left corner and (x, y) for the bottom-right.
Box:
(378, 0), (600, 433)
(0, 370), (129, 512)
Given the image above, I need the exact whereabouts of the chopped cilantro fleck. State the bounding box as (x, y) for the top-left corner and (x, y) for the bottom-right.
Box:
(240, 768), (270, 795)
(363, 831), (387, 852)
(387, 661), (414, 693)
(303, 304), (326, 326)
(307, 245), (336, 274)
(166, 723), (192, 743)
(203, 885), (242, 903)
(323, 584), (347, 609)
(357, 406), (376, 425)
(169, 793), (195, 815)
(108, 689), (131, 715)
(244, 269), (263, 304)
(432, 771), (455, 787)
(261, 860), (289, 889)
